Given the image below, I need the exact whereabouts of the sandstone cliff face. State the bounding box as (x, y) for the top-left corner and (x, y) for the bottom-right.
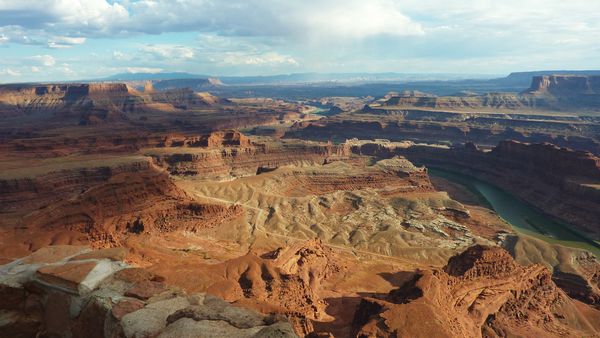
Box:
(353, 245), (600, 338)
(151, 138), (351, 181)
(376, 91), (537, 110)
(286, 117), (600, 155)
(491, 140), (600, 180)
(0, 83), (142, 121)
(0, 82), (233, 125)
(161, 130), (251, 148)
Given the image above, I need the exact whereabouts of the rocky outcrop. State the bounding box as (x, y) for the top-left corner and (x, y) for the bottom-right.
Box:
(353, 245), (600, 338)
(0, 245), (297, 338)
(161, 130), (251, 148)
(201, 239), (344, 336)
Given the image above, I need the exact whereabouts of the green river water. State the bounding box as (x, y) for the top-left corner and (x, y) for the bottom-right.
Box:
(428, 167), (600, 257)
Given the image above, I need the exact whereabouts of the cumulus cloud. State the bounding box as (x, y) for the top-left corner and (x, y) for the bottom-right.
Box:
(29, 54), (56, 67)
(222, 52), (299, 66)
(140, 44), (195, 60)
(0, 0), (423, 43)
(112, 51), (132, 61)
(1, 0), (600, 79)
(0, 0), (128, 31)
(47, 36), (86, 48)
(0, 68), (21, 77)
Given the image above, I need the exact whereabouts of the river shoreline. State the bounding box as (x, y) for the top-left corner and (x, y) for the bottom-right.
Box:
(428, 166), (600, 257)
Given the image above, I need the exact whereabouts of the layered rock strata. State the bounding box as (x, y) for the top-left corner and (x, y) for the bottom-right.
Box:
(150, 139), (352, 181)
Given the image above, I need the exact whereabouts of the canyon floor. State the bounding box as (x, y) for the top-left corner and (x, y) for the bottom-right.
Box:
(1, 79), (600, 337)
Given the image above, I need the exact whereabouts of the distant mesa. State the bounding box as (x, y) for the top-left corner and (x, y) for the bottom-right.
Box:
(525, 74), (600, 95)
(370, 74), (600, 112)
(0, 81), (230, 123)
(502, 70), (600, 88)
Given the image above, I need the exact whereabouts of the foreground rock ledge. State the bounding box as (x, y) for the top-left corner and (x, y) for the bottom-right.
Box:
(0, 245), (298, 338)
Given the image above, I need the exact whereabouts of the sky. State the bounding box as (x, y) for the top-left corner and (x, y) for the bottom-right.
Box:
(1, 0), (599, 82)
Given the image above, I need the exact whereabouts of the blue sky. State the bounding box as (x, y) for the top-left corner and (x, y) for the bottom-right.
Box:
(1, 0), (599, 82)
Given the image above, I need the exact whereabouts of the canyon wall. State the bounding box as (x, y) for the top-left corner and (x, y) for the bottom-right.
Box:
(286, 119), (600, 155)
(376, 91), (538, 110)
(491, 141), (600, 180)
(151, 137), (352, 180)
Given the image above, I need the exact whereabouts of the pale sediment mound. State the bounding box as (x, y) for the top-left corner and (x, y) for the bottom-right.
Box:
(353, 245), (600, 338)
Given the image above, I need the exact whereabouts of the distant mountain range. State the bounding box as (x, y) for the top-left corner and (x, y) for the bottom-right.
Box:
(100, 72), (499, 85)
(95, 70), (600, 100)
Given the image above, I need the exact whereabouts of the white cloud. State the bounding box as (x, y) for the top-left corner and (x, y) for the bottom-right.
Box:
(29, 54), (56, 67)
(0, 0), (129, 31)
(0, 68), (21, 77)
(140, 44), (195, 60)
(47, 35), (86, 48)
(222, 52), (299, 66)
(0, 0), (423, 42)
(290, 0), (424, 39)
(2, 0), (600, 78)
(113, 51), (131, 61)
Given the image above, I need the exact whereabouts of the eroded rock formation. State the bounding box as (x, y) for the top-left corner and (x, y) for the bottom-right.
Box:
(353, 245), (600, 338)
(199, 239), (344, 336)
